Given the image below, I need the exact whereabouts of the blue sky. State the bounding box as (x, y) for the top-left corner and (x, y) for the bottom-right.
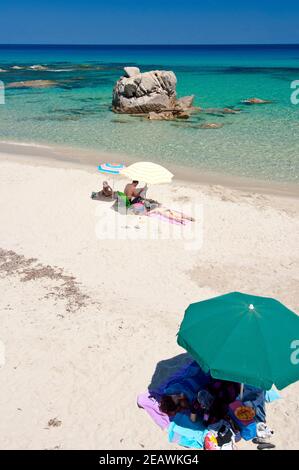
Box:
(0, 0), (298, 44)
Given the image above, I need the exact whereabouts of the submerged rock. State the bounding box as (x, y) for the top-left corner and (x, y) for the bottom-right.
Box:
(7, 80), (57, 89)
(175, 111), (190, 119)
(148, 111), (175, 121)
(34, 114), (81, 122)
(111, 118), (135, 124)
(222, 107), (240, 114)
(242, 97), (272, 105)
(200, 123), (224, 129)
(204, 107), (240, 115)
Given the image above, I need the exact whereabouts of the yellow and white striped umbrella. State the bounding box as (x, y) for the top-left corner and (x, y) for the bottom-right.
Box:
(120, 161), (173, 185)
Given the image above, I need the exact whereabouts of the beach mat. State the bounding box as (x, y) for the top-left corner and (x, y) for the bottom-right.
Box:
(137, 360), (210, 448)
(137, 360), (280, 449)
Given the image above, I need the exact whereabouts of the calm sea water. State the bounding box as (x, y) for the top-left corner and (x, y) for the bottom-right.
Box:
(0, 45), (298, 183)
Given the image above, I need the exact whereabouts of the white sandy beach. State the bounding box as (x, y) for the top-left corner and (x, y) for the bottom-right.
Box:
(0, 143), (298, 450)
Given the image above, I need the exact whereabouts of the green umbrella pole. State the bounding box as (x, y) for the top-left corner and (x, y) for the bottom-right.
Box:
(240, 383), (244, 401)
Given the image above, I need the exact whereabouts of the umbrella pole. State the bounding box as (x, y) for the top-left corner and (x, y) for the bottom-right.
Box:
(240, 383), (244, 401)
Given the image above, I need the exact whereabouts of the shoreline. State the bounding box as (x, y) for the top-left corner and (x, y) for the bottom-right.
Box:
(0, 140), (298, 199)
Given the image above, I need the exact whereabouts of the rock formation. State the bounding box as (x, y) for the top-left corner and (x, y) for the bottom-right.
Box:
(112, 67), (196, 119)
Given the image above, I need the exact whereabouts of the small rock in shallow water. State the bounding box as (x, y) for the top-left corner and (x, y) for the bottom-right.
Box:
(203, 107), (239, 115)
(200, 123), (224, 129)
(148, 111), (174, 120)
(242, 97), (272, 104)
(111, 118), (134, 124)
(222, 107), (240, 114)
(176, 111), (190, 119)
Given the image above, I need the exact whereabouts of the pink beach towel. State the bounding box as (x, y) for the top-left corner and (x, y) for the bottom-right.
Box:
(137, 393), (170, 430)
(147, 211), (189, 225)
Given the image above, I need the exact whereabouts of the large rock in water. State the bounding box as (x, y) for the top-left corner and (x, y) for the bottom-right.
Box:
(112, 67), (178, 114)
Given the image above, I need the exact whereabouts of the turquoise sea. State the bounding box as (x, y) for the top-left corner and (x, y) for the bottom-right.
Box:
(0, 45), (298, 183)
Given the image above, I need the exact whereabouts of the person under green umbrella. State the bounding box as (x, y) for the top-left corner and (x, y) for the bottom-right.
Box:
(177, 292), (299, 394)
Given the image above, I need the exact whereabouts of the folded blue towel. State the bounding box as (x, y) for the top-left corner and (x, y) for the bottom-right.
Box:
(168, 413), (208, 449)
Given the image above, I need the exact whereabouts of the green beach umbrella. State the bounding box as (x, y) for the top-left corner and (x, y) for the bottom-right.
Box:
(177, 292), (299, 392)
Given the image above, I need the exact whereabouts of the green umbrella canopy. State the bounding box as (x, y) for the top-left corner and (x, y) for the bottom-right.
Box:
(177, 292), (299, 390)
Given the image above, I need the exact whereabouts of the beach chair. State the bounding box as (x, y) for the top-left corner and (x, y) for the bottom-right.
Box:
(116, 191), (131, 214)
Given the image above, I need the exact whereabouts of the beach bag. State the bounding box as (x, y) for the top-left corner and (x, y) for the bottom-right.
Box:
(144, 199), (159, 211)
(229, 401), (256, 441)
(204, 426), (235, 451)
(240, 422), (256, 441)
(204, 431), (219, 450)
(207, 421), (236, 450)
(217, 423), (234, 447)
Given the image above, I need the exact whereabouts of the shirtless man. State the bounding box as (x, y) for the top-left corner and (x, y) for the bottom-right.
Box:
(124, 180), (147, 204)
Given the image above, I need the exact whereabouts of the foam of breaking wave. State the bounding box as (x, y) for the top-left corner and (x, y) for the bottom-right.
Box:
(0, 140), (51, 149)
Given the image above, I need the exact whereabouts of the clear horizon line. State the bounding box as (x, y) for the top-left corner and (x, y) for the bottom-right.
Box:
(0, 42), (299, 47)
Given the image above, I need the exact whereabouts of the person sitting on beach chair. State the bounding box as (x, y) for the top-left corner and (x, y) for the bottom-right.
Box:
(124, 180), (147, 204)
